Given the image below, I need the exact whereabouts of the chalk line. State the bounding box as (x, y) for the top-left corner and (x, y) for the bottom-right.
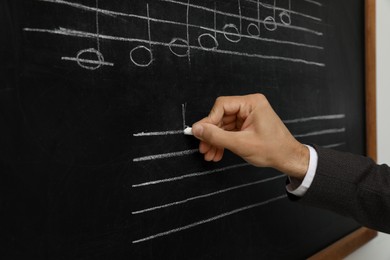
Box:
(283, 114), (345, 124)
(322, 142), (346, 149)
(303, 0), (323, 7)
(132, 163), (250, 187)
(36, 0), (323, 50)
(245, 0), (321, 22)
(39, 0), (323, 36)
(95, 0), (100, 51)
(23, 27), (325, 67)
(38, 0), (116, 16)
(133, 130), (184, 137)
(182, 103), (187, 129)
(133, 149), (199, 162)
(61, 56), (114, 66)
(132, 194), (287, 243)
(132, 175), (284, 214)
(186, 0), (191, 64)
(132, 114), (345, 137)
(159, 0), (323, 36)
(294, 128), (346, 138)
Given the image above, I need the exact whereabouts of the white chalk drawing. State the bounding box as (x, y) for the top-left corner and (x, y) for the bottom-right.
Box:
(132, 113), (346, 138)
(246, 0), (261, 37)
(133, 103), (199, 162)
(245, 0), (321, 22)
(61, 48), (113, 69)
(167, 0), (191, 62)
(131, 108), (345, 186)
(132, 149), (199, 162)
(160, 0), (323, 35)
(132, 174), (285, 214)
(247, 22), (260, 37)
(132, 163), (250, 188)
(279, 0), (292, 25)
(24, 27), (326, 67)
(198, 32), (219, 50)
(129, 4), (154, 67)
(25, 0), (325, 69)
(36, 0), (323, 49)
(304, 0), (323, 7)
(24, 0), (336, 245)
(263, 0), (278, 31)
(132, 194), (287, 243)
(132, 107), (345, 165)
(185, 0), (191, 64)
(133, 130), (184, 137)
(322, 142), (346, 149)
(293, 128), (346, 138)
(60, 0), (114, 69)
(223, 23), (242, 43)
(168, 38), (190, 57)
(133, 103), (189, 138)
(222, 0), (242, 43)
(198, 2), (219, 49)
(181, 103), (188, 129)
(132, 127), (345, 162)
(129, 46), (153, 67)
(282, 114), (345, 124)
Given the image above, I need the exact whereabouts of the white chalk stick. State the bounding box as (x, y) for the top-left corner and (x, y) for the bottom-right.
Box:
(183, 127), (193, 135)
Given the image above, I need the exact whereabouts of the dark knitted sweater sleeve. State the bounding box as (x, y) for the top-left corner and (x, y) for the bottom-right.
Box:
(288, 145), (390, 233)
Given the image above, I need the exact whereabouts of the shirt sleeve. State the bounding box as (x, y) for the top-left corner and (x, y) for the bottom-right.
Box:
(286, 145), (318, 197)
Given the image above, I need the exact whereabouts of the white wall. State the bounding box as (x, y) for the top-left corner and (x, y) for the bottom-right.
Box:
(376, 2), (390, 165)
(344, 0), (390, 259)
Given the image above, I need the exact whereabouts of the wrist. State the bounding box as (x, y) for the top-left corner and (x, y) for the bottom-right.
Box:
(277, 142), (309, 180)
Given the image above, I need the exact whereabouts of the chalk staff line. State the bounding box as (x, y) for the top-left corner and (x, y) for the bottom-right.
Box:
(133, 149), (199, 162)
(245, 0), (322, 22)
(36, 0), (324, 50)
(132, 194), (287, 243)
(23, 27), (325, 67)
(158, 0), (323, 36)
(131, 139), (346, 188)
(133, 114), (346, 137)
(303, 0), (323, 7)
(61, 56), (114, 66)
(132, 174), (284, 214)
(293, 128), (346, 138)
(283, 114), (345, 124)
(133, 130), (184, 137)
(132, 163), (250, 187)
(322, 142), (346, 149)
(38, 0), (323, 36)
(131, 128), (345, 162)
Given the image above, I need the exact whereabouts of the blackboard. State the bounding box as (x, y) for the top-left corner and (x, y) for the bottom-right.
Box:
(1, 0), (371, 259)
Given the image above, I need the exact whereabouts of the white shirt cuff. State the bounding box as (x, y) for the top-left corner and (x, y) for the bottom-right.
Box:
(286, 145), (318, 197)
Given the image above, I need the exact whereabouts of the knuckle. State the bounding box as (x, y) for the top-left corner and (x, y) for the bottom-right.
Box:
(216, 96), (225, 102)
(254, 93), (266, 102)
(214, 96), (226, 107)
(253, 93), (269, 107)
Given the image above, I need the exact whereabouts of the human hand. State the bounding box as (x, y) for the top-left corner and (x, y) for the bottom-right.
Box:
(192, 94), (309, 180)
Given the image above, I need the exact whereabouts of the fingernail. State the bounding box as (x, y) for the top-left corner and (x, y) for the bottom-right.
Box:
(192, 124), (204, 137)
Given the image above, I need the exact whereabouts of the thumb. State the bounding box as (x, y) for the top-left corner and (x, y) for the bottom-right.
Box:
(192, 123), (237, 150)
